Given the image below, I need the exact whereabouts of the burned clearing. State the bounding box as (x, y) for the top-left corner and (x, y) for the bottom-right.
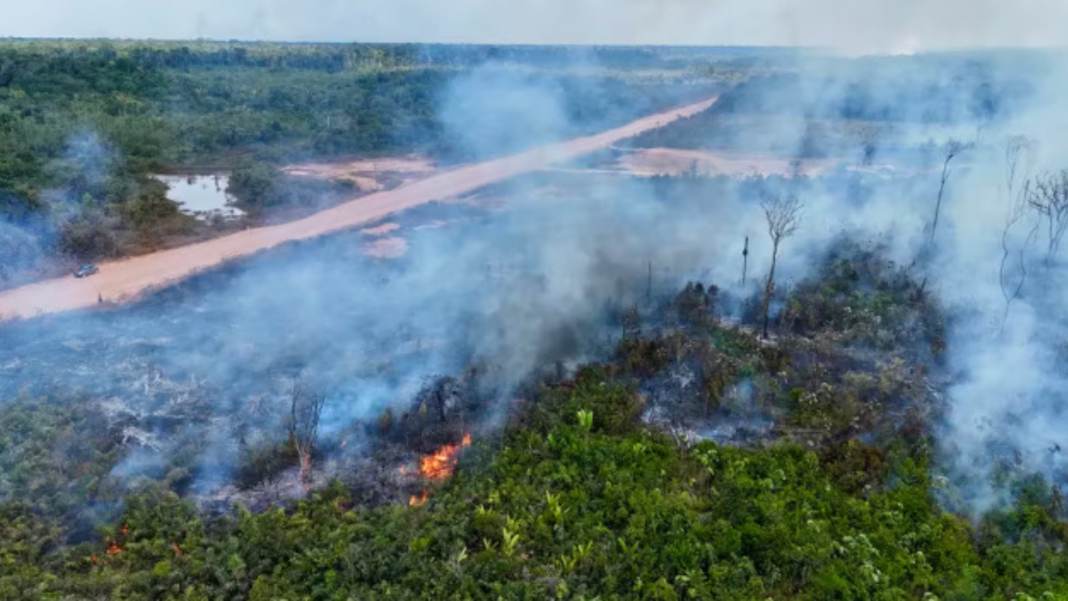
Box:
(0, 168), (939, 514)
(0, 159), (1045, 528)
(5, 41), (1068, 599)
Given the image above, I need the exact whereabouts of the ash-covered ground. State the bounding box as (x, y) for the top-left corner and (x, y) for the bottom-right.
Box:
(5, 49), (1068, 529)
(0, 163), (934, 516)
(0, 172), (739, 515)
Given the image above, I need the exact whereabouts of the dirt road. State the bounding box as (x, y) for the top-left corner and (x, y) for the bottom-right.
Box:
(0, 97), (717, 321)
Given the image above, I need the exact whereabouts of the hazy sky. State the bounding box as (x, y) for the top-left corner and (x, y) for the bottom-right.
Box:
(2, 0), (1065, 53)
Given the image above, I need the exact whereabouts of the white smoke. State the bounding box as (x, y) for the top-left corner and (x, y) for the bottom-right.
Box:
(4, 0), (1068, 53)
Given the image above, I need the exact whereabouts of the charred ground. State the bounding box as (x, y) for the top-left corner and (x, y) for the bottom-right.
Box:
(5, 218), (1068, 599)
(5, 46), (1068, 600)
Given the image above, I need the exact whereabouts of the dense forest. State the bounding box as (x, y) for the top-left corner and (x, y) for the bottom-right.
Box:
(0, 40), (724, 288)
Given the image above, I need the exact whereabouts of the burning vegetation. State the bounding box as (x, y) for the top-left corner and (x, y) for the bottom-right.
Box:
(5, 219), (1068, 599)
(5, 40), (1068, 601)
(400, 433), (473, 506)
(404, 433), (473, 481)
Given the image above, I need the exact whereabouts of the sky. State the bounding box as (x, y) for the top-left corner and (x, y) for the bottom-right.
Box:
(1, 0), (1066, 54)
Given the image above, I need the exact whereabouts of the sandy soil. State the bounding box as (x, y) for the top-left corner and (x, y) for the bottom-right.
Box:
(284, 170), (384, 192)
(411, 220), (454, 231)
(0, 97), (718, 321)
(349, 176), (384, 192)
(283, 155), (437, 191)
(362, 237), (409, 259)
(284, 156), (436, 177)
(359, 222), (401, 237)
(614, 148), (837, 178)
(283, 156), (436, 192)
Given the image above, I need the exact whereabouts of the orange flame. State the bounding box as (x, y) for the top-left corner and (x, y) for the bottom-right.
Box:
(95, 524), (130, 563)
(398, 434), (472, 506)
(172, 542), (183, 556)
(418, 434), (472, 480)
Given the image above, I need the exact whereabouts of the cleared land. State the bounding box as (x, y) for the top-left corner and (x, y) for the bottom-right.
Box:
(282, 155), (439, 192)
(0, 97), (717, 320)
(615, 147), (837, 177)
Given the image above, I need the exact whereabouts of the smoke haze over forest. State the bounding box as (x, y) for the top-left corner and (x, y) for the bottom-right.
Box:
(7, 2), (1068, 595)
(4, 0), (1068, 52)
(4, 48), (1068, 512)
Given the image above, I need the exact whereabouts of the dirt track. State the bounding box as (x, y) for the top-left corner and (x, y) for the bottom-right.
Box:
(0, 97), (717, 321)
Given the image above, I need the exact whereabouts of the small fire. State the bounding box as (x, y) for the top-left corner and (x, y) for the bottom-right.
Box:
(418, 433), (472, 480)
(93, 524), (131, 564)
(398, 434), (473, 507)
(172, 542), (183, 556)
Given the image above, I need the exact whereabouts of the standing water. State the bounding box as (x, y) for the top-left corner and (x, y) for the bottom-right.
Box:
(155, 173), (246, 221)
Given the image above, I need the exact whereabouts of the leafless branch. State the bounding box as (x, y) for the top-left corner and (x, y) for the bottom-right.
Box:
(760, 193), (803, 339)
(929, 139), (971, 248)
(1026, 169), (1068, 265)
(999, 136), (1037, 332)
(288, 376), (326, 491)
(761, 194), (803, 246)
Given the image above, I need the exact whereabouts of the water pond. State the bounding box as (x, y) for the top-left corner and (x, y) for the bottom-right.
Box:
(155, 173), (246, 221)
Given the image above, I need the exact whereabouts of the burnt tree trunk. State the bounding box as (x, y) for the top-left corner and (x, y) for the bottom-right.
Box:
(762, 239), (780, 340)
(742, 236), (749, 286)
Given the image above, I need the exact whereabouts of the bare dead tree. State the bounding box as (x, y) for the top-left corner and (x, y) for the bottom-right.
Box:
(1026, 169), (1068, 265)
(646, 260), (653, 305)
(621, 305), (641, 341)
(857, 124), (882, 167)
(288, 377), (326, 492)
(998, 136), (1038, 331)
(1004, 136), (1035, 204)
(760, 194), (803, 339)
(999, 192), (1039, 332)
(929, 139), (969, 248)
(742, 236), (749, 286)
